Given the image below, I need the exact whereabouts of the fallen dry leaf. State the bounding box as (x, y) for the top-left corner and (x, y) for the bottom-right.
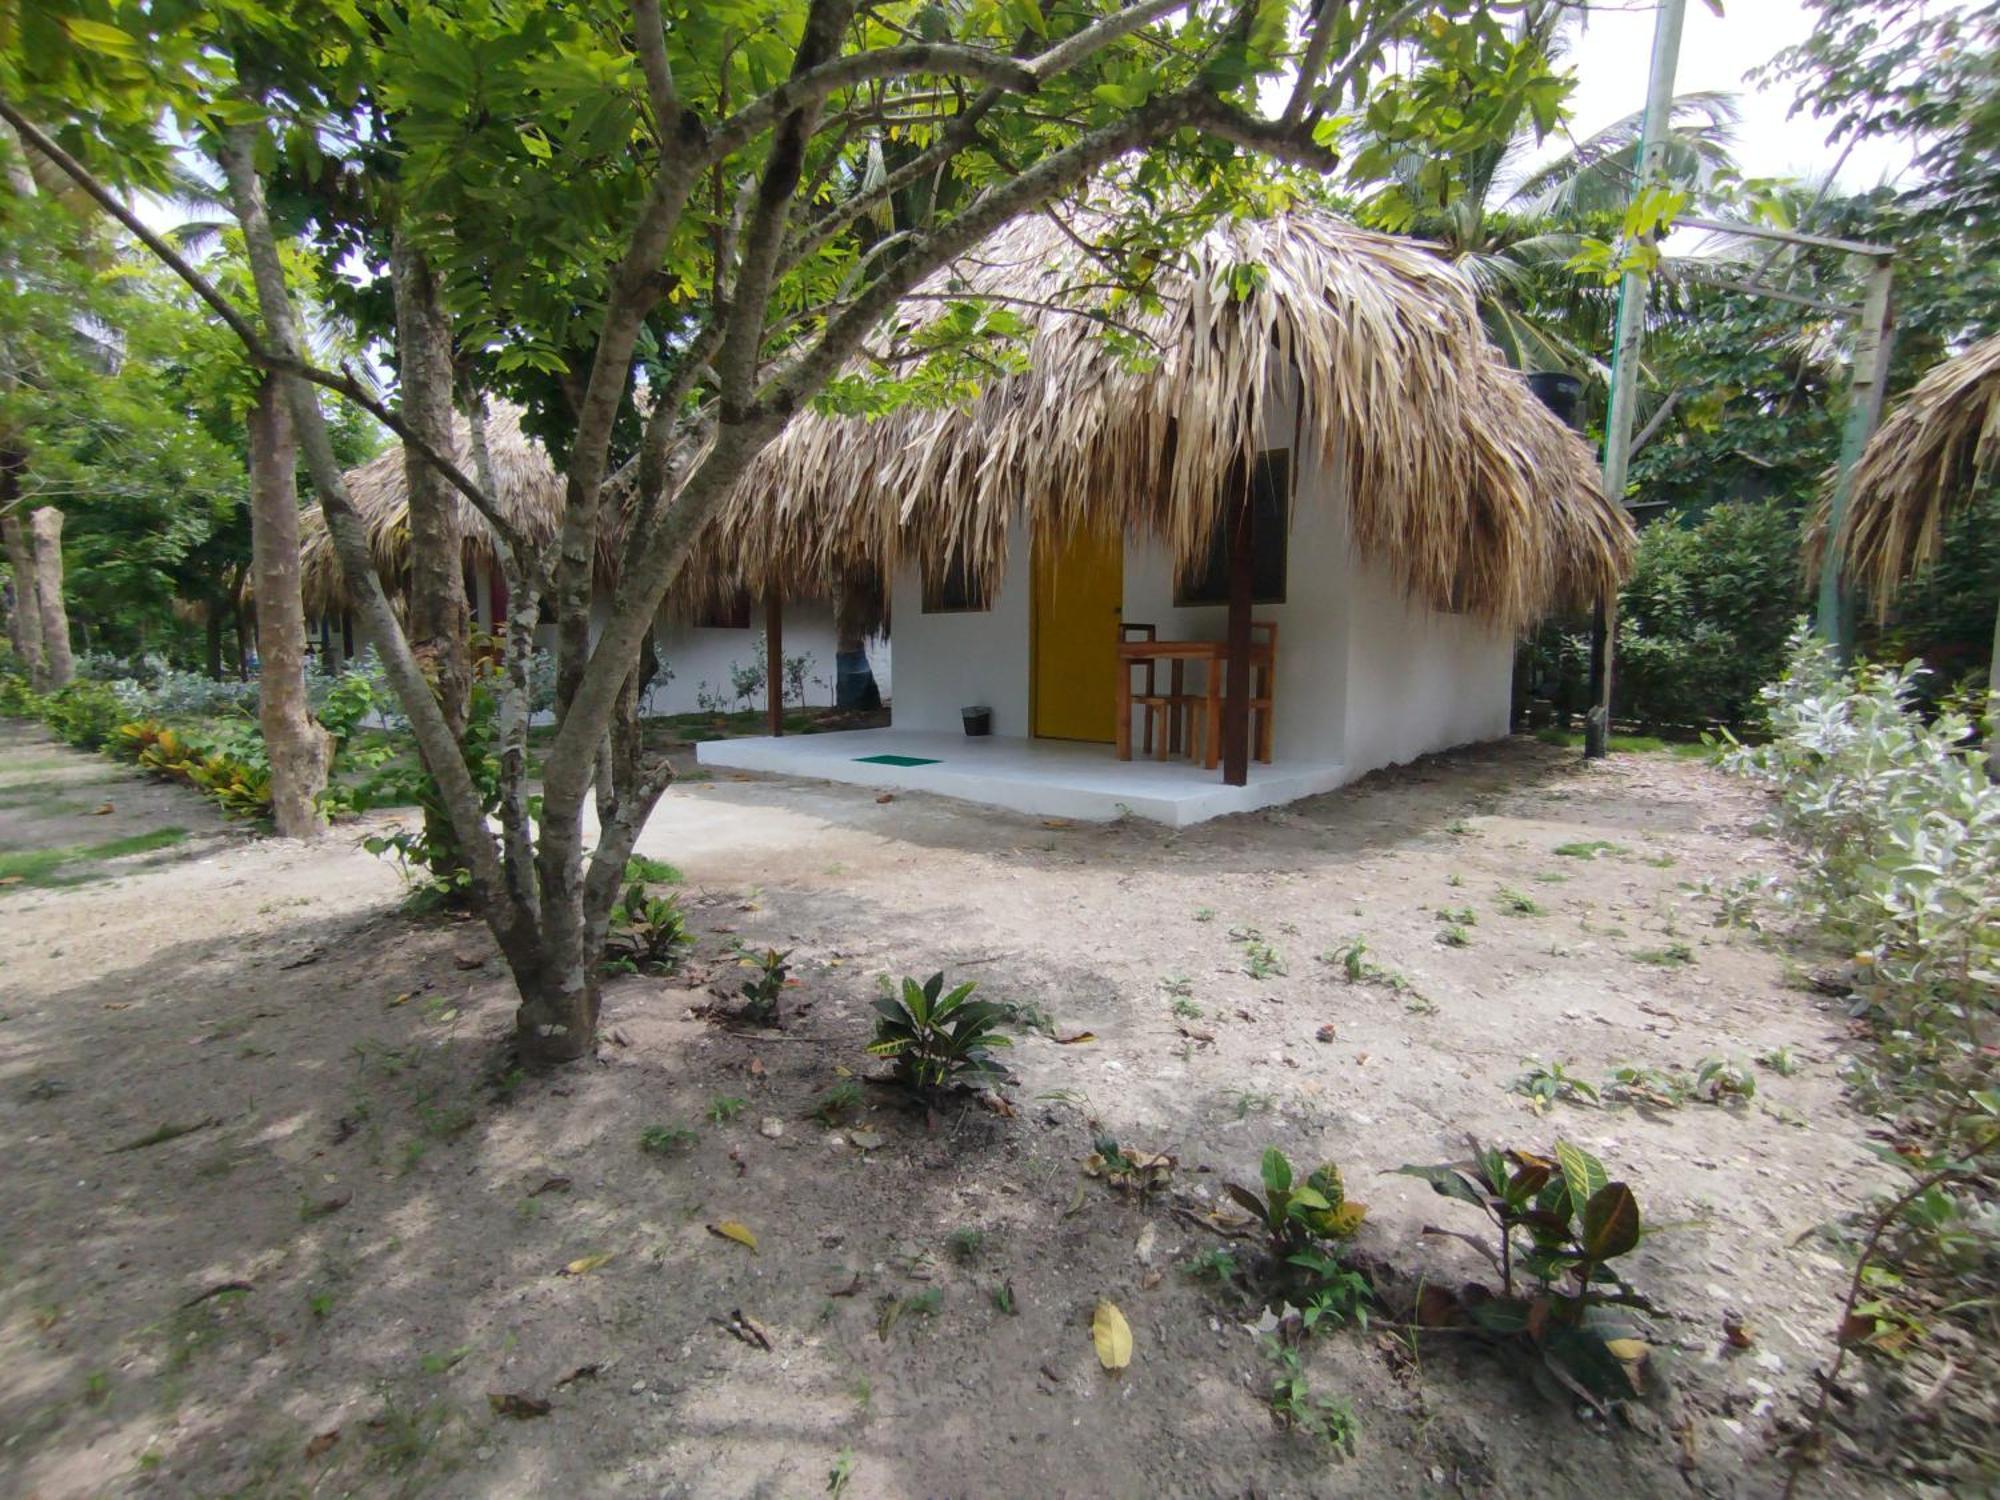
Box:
(1315, 1023), (1337, 1043)
(1051, 1031), (1096, 1045)
(487, 1392), (552, 1419)
(304, 1429), (340, 1461)
(708, 1220), (758, 1252)
(453, 952), (487, 970)
(1139, 1269), (1164, 1290)
(1091, 1300), (1133, 1370)
(554, 1363), (601, 1387)
(92, 802), (114, 815)
(528, 1175), (572, 1197)
(875, 792), (895, 803)
(1723, 1311), (1755, 1349)
(560, 1252), (614, 1277)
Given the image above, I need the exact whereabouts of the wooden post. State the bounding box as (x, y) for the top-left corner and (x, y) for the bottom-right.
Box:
(1222, 483), (1254, 787)
(765, 590), (784, 737)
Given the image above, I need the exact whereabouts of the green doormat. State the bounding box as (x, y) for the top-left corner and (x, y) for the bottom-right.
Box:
(854, 754), (940, 767)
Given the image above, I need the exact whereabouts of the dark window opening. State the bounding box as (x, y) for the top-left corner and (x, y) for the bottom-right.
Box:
(1177, 449), (1289, 606)
(923, 549), (990, 613)
(698, 586), (753, 630)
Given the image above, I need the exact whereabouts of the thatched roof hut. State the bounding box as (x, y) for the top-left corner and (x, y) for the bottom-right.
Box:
(298, 400), (587, 617)
(1812, 333), (2000, 617)
(695, 207), (1631, 633)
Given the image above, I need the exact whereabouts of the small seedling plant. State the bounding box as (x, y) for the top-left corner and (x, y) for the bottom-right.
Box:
(1513, 1057), (1600, 1113)
(734, 945), (793, 1025)
(1222, 1149), (1372, 1326)
(1265, 1341), (1358, 1456)
(605, 884), (692, 973)
(868, 971), (1012, 1096)
(1396, 1138), (1652, 1409)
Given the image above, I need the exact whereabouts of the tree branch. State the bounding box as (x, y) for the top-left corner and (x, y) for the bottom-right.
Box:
(1283, 1), (1339, 126)
(1026, 0), (1192, 81)
(0, 95), (527, 557)
(702, 43), (1035, 164)
(630, 0), (679, 129)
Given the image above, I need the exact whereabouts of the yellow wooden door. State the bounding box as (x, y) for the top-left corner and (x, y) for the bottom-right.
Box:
(1031, 527), (1123, 742)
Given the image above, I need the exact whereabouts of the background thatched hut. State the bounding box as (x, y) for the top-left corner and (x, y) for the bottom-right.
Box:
(1811, 332), (2000, 617)
(1812, 333), (2000, 770)
(301, 402), (868, 712)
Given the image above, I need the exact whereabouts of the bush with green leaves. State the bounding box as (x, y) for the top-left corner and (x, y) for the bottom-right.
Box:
(1719, 628), (1997, 1001)
(867, 971), (1011, 1095)
(1719, 629), (1998, 1473)
(36, 680), (129, 749)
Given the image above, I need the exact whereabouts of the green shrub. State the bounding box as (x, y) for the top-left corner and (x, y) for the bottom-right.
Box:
(38, 681), (128, 749)
(1616, 500), (1803, 730)
(1720, 630), (1998, 1472)
(868, 971), (1011, 1095)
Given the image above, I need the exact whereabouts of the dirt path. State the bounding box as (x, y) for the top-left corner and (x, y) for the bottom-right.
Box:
(0, 725), (1890, 1498)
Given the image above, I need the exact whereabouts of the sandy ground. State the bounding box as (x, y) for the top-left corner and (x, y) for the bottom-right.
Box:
(0, 720), (1899, 1498)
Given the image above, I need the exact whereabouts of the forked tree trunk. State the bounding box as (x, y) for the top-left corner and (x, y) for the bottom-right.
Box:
(2, 504), (44, 686)
(247, 377), (331, 837)
(28, 506), (71, 688)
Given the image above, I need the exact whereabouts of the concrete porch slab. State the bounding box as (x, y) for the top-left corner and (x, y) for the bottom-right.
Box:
(694, 729), (1346, 827)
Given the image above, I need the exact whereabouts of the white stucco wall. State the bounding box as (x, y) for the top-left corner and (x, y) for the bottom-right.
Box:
(642, 602), (844, 715)
(888, 519), (1033, 735)
(1338, 556), (1514, 777)
(322, 595), (875, 719)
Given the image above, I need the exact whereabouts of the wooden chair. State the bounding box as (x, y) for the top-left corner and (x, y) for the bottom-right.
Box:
(1186, 620), (1278, 767)
(1121, 622), (1176, 757)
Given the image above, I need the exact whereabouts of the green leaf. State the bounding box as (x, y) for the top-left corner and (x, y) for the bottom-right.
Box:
(1395, 1162), (1486, 1210)
(63, 18), (144, 59)
(1555, 1140), (1608, 1220)
(1261, 1146), (1292, 1194)
(1579, 1183), (1641, 1261)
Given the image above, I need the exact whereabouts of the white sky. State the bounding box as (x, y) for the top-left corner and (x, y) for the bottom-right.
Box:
(1550, 0), (1916, 191)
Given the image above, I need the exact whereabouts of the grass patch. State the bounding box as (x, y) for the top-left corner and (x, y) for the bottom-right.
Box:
(1532, 727), (1710, 757)
(0, 827), (190, 888)
(1552, 839), (1627, 860)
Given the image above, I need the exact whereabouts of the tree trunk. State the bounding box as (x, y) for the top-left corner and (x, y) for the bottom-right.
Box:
(205, 608), (224, 680)
(2, 503), (44, 687)
(247, 377), (331, 838)
(28, 506), (72, 688)
(390, 231), (471, 737)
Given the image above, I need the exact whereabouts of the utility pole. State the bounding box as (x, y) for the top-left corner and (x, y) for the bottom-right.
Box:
(1814, 256), (1895, 656)
(1588, 0), (1686, 758)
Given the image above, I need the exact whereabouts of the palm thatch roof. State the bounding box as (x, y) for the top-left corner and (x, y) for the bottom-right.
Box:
(1810, 333), (2000, 618)
(298, 401), (585, 617)
(693, 207), (1631, 631)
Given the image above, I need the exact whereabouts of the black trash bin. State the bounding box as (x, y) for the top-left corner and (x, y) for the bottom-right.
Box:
(961, 705), (992, 737)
